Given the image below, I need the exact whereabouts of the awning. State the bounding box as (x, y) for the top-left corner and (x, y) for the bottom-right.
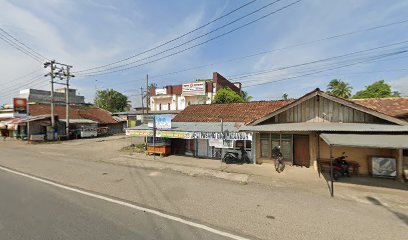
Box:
(320, 133), (408, 149)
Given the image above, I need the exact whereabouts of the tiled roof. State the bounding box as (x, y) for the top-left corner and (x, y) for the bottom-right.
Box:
(28, 104), (123, 124)
(172, 100), (295, 124)
(351, 97), (408, 119)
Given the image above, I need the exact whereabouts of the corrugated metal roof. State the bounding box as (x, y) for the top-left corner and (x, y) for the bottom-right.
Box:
(128, 122), (244, 132)
(320, 133), (408, 149)
(60, 119), (97, 124)
(240, 123), (408, 132)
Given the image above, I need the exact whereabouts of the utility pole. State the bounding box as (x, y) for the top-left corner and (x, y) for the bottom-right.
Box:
(146, 74), (149, 114)
(44, 60), (74, 141)
(63, 65), (74, 139)
(140, 87), (144, 115)
(44, 60), (56, 140)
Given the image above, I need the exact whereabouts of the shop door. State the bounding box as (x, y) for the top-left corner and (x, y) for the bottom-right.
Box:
(293, 135), (310, 167)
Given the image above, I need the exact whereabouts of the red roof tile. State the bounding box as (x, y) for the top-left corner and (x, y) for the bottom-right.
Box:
(351, 97), (408, 119)
(172, 100), (295, 124)
(28, 104), (122, 124)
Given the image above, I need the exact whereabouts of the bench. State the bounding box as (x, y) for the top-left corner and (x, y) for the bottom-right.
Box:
(317, 158), (360, 176)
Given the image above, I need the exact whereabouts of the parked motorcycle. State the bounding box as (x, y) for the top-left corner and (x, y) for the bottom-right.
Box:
(272, 146), (285, 173)
(331, 152), (350, 180)
(222, 147), (250, 164)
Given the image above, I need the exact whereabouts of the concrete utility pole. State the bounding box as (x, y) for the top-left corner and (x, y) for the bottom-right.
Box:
(44, 60), (74, 141)
(44, 60), (56, 140)
(146, 74), (149, 114)
(140, 87), (144, 115)
(63, 65), (74, 139)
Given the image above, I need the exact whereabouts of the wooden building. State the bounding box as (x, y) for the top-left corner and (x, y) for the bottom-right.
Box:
(242, 89), (408, 179)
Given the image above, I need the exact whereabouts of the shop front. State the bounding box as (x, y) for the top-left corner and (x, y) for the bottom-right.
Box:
(126, 122), (254, 162)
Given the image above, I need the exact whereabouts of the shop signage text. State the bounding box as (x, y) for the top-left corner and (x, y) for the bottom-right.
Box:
(155, 88), (167, 95)
(127, 129), (252, 141)
(182, 82), (206, 96)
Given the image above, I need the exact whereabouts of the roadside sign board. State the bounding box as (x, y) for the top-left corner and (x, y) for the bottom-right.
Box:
(13, 98), (27, 115)
(182, 82), (206, 96)
(154, 115), (172, 130)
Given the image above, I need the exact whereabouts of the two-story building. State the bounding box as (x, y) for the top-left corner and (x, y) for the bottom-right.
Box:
(149, 72), (241, 111)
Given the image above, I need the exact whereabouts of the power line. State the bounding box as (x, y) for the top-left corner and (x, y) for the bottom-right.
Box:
(237, 53), (408, 83)
(76, 0), (303, 77)
(243, 50), (407, 88)
(1, 69), (44, 89)
(92, 18), (408, 89)
(227, 40), (408, 80)
(75, 0), (259, 73)
(0, 75), (46, 99)
(0, 27), (49, 61)
(76, 0), (282, 74)
(0, 33), (43, 63)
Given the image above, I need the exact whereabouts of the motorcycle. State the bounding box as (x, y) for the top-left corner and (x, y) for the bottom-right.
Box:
(331, 152), (350, 180)
(222, 147), (250, 164)
(272, 146), (285, 173)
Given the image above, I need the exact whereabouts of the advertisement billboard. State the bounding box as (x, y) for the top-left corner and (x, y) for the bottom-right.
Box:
(155, 88), (167, 95)
(154, 115), (172, 130)
(182, 82), (206, 96)
(13, 98), (27, 114)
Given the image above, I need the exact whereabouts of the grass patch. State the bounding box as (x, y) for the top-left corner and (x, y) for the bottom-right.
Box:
(120, 143), (145, 153)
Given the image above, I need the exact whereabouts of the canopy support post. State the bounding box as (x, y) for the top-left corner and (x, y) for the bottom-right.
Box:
(330, 144), (334, 197)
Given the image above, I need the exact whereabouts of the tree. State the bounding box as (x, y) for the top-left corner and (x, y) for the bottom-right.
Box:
(94, 89), (131, 112)
(213, 87), (245, 104)
(282, 93), (289, 100)
(326, 79), (352, 99)
(240, 91), (253, 102)
(353, 80), (401, 99)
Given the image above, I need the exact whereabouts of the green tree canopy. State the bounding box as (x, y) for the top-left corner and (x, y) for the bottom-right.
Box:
(326, 79), (352, 99)
(352, 80), (400, 99)
(213, 87), (245, 104)
(282, 93), (289, 100)
(94, 89), (130, 112)
(240, 90), (253, 102)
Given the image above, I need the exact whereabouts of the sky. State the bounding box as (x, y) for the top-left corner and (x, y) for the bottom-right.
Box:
(0, 0), (408, 107)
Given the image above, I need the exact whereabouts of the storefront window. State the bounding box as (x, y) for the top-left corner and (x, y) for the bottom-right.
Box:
(260, 133), (270, 158)
(271, 134), (292, 161)
(235, 140), (252, 151)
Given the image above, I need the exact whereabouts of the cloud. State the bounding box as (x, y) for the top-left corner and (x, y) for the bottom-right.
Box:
(390, 77), (408, 96)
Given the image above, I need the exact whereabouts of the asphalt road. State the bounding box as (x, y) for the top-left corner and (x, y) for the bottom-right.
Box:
(0, 169), (235, 240)
(0, 138), (407, 240)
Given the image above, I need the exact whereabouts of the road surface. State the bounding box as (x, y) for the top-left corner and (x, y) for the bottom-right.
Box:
(0, 169), (237, 240)
(0, 138), (407, 240)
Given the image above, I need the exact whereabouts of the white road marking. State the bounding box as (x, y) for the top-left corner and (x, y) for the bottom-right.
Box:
(0, 166), (251, 240)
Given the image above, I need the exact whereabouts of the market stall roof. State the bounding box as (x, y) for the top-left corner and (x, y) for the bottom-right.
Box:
(320, 133), (408, 149)
(60, 119), (97, 124)
(128, 122), (244, 132)
(239, 123), (408, 132)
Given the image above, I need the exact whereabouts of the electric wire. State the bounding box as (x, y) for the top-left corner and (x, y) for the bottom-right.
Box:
(75, 0), (303, 77)
(74, 0), (259, 73)
(0, 27), (49, 61)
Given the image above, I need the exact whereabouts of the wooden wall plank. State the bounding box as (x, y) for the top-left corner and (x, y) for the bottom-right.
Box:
(318, 96), (324, 122)
(339, 104), (344, 122)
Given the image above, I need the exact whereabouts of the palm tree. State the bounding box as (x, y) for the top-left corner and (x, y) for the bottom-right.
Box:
(282, 93), (289, 100)
(240, 91), (253, 102)
(326, 79), (352, 99)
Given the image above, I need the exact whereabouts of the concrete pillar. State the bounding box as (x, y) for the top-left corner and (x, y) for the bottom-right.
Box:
(397, 148), (404, 182)
(251, 132), (256, 164)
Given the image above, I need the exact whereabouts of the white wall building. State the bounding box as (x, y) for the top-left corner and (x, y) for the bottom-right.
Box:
(150, 72), (241, 112)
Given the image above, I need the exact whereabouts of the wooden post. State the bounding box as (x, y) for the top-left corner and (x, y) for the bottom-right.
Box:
(330, 144), (334, 197)
(317, 133), (321, 178)
(397, 148), (404, 182)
